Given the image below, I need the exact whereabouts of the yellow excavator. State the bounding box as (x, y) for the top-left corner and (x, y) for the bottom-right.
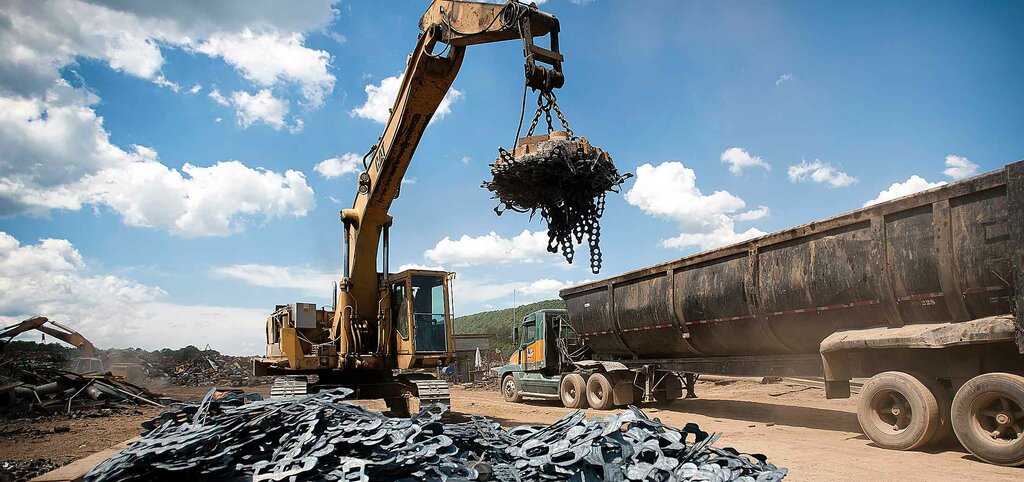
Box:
(0, 316), (103, 374)
(253, 0), (570, 412)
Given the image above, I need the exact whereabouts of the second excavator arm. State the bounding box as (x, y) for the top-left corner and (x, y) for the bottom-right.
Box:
(0, 316), (97, 358)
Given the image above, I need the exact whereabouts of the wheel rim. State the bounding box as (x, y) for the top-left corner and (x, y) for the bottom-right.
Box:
(970, 392), (1024, 444)
(594, 386), (604, 401)
(504, 379), (516, 398)
(567, 386), (577, 400)
(870, 389), (913, 433)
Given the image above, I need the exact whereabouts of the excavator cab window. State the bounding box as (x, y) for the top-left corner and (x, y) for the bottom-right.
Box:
(391, 281), (409, 339)
(411, 274), (448, 353)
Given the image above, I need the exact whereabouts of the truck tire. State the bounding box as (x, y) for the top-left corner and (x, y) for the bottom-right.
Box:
(502, 375), (523, 403)
(914, 374), (953, 446)
(857, 371), (940, 451)
(951, 373), (1024, 466)
(586, 372), (616, 410)
(560, 373), (588, 409)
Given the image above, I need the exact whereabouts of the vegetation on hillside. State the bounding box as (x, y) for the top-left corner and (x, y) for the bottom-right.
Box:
(454, 299), (565, 355)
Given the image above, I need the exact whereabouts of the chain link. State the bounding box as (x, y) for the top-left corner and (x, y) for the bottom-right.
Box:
(524, 91), (575, 139)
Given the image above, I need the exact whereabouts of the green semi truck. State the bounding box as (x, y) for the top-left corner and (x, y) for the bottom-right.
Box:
(496, 308), (687, 410)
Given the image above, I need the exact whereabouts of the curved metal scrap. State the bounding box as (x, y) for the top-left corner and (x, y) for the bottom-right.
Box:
(85, 389), (786, 481)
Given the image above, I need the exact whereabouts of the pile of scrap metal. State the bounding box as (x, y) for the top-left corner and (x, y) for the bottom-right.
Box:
(86, 388), (787, 482)
(0, 364), (166, 417)
(0, 458), (59, 482)
(125, 349), (272, 386)
(158, 354), (270, 387)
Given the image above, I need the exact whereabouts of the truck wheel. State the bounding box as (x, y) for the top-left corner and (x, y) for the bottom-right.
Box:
(502, 375), (523, 403)
(951, 373), (1024, 466)
(857, 371), (940, 451)
(560, 373), (588, 409)
(913, 374), (953, 446)
(586, 373), (616, 410)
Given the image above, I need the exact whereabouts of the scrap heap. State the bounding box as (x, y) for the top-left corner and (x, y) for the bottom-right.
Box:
(483, 92), (631, 274)
(0, 363), (165, 417)
(86, 388), (787, 481)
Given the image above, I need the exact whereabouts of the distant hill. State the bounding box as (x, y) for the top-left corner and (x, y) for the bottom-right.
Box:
(454, 299), (565, 355)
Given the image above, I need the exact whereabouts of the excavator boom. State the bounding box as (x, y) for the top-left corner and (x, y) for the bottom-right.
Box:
(337, 0), (565, 356)
(0, 316), (97, 358)
(256, 1), (571, 411)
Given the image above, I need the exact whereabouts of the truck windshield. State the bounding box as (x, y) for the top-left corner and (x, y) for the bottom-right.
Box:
(411, 275), (447, 352)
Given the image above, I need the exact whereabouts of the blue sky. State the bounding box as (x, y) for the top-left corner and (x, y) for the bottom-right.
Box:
(0, 0), (1021, 354)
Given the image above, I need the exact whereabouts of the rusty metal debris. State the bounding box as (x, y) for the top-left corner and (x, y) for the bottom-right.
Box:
(86, 388), (786, 481)
(0, 362), (165, 417)
(0, 458), (60, 481)
(484, 91), (630, 274)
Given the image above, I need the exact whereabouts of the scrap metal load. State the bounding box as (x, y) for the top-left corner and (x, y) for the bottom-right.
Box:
(484, 92), (630, 274)
(0, 364), (165, 416)
(86, 388), (786, 482)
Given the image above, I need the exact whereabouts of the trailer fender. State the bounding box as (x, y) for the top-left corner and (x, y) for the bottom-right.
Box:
(819, 316), (1017, 398)
(572, 359), (631, 373)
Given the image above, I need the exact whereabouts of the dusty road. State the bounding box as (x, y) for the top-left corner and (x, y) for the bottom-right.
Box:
(2, 381), (1021, 481)
(433, 380), (1021, 482)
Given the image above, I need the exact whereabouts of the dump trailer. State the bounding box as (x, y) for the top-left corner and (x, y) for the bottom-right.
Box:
(499, 160), (1024, 466)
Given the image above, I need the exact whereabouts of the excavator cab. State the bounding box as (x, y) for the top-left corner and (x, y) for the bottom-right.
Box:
(388, 269), (454, 369)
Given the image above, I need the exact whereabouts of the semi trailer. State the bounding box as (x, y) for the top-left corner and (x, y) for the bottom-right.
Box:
(498, 160), (1024, 466)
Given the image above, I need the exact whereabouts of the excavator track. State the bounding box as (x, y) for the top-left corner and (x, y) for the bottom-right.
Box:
(270, 376), (309, 398)
(412, 379), (451, 407)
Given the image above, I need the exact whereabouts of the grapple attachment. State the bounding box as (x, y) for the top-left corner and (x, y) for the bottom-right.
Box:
(483, 130), (630, 274)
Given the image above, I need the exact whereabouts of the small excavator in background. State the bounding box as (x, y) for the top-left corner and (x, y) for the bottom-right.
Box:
(252, 0), (605, 413)
(1, 316), (147, 382)
(0, 316), (103, 374)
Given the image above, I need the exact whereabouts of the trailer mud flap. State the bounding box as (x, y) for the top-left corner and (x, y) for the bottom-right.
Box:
(612, 378), (636, 406)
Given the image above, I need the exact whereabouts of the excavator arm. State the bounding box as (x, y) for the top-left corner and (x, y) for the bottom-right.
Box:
(0, 316), (97, 358)
(335, 1), (564, 356)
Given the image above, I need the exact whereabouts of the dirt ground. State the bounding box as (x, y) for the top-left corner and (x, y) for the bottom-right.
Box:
(2, 380), (1021, 481)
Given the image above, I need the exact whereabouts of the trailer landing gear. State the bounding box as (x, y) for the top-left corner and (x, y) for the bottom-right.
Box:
(684, 373), (698, 399)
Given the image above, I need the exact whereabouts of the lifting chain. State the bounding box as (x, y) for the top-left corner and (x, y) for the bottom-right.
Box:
(525, 91), (574, 139)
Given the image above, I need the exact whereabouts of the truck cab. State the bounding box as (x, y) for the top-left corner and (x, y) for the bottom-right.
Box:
(497, 309), (572, 400)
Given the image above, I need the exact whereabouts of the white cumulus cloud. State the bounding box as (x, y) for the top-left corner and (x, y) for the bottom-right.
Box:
(787, 159), (858, 188)
(208, 88), (229, 106)
(230, 89), (293, 130)
(625, 162), (766, 251)
(211, 263), (336, 297)
(424, 230), (557, 267)
(626, 162), (767, 248)
(720, 147), (769, 175)
(863, 175), (947, 207)
(775, 73), (793, 85)
(943, 155), (979, 180)
(734, 205), (770, 221)
(196, 29), (334, 107)
(314, 153), (363, 179)
(0, 81), (314, 236)
(351, 74), (462, 124)
(0, 231), (266, 354)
